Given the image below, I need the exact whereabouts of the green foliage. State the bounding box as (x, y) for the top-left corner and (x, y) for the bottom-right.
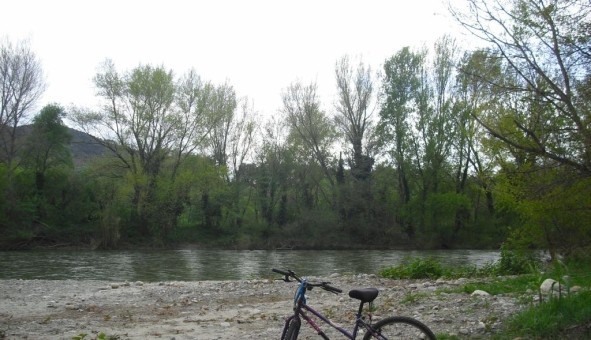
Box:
(380, 257), (444, 279)
(380, 250), (539, 281)
(73, 332), (120, 340)
(497, 244), (538, 275)
(460, 274), (539, 296)
(506, 291), (591, 338)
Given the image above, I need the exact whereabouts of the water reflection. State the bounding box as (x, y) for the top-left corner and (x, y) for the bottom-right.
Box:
(0, 249), (499, 282)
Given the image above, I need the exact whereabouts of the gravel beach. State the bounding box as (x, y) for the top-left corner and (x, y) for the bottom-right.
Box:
(0, 275), (522, 339)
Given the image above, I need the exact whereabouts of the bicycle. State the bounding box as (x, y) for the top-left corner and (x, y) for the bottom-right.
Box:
(272, 268), (437, 340)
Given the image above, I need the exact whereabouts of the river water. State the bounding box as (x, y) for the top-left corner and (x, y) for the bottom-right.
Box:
(0, 249), (499, 282)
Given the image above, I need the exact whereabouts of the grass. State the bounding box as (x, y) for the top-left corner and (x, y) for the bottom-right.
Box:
(506, 291), (591, 339)
(378, 253), (591, 339)
(459, 274), (538, 295)
(378, 256), (502, 280)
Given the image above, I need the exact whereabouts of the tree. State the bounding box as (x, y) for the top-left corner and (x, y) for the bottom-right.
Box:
(228, 97), (257, 181)
(282, 81), (337, 205)
(451, 0), (591, 255)
(206, 82), (237, 169)
(379, 47), (425, 238)
(22, 104), (72, 192)
(334, 55), (376, 180)
(450, 0), (591, 175)
(71, 60), (212, 239)
(0, 39), (45, 166)
(172, 69), (214, 177)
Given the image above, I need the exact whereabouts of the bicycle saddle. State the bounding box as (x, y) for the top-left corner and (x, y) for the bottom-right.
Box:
(348, 288), (379, 303)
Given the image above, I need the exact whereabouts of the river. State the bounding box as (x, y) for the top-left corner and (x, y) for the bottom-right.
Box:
(0, 249), (499, 282)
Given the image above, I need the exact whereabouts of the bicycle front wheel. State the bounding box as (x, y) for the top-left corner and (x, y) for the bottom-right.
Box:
(363, 316), (436, 340)
(281, 315), (301, 340)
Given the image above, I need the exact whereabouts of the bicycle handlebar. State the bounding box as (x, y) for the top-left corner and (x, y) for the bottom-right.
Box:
(272, 268), (343, 294)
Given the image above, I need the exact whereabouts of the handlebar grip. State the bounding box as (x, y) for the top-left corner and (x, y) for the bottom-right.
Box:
(324, 284), (343, 294)
(272, 268), (290, 276)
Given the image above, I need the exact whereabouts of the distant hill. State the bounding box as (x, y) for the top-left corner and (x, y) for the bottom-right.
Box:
(67, 127), (110, 166)
(15, 125), (109, 167)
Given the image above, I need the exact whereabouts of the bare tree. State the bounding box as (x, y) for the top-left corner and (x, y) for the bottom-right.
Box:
(206, 82), (237, 168)
(229, 97), (257, 181)
(0, 39), (45, 166)
(334, 55), (376, 180)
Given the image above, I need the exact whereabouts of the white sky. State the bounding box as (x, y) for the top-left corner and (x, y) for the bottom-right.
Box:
(2, 0), (462, 120)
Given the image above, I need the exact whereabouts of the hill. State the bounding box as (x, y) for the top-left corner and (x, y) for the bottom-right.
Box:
(14, 125), (109, 167)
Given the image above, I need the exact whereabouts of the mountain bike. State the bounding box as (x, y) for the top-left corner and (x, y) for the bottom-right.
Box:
(273, 268), (436, 339)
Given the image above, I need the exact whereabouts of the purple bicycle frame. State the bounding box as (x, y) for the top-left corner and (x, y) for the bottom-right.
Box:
(287, 298), (379, 339)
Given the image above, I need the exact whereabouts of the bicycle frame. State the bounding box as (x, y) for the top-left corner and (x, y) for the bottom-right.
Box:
(284, 279), (382, 339)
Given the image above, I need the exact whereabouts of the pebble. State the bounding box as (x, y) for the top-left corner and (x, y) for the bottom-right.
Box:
(0, 275), (528, 338)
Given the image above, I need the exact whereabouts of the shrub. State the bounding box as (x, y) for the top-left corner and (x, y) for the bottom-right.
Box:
(380, 257), (444, 279)
(497, 244), (537, 275)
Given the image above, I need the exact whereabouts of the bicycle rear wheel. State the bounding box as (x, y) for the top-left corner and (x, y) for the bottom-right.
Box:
(363, 316), (436, 340)
(281, 315), (301, 340)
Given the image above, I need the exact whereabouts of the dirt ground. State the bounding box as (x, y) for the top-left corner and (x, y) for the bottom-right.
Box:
(0, 275), (521, 339)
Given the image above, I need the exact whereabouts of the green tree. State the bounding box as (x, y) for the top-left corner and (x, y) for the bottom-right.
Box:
(22, 104), (72, 192)
(379, 46), (425, 240)
(451, 0), (591, 255)
(71, 60), (218, 240)
(451, 0), (591, 175)
(282, 81), (338, 206)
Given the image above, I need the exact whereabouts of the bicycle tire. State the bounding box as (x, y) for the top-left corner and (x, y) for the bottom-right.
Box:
(363, 316), (436, 340)
(281, 315), (301, 340)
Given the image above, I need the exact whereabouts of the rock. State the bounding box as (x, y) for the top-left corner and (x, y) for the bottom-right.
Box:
(540, 278), (560, 293)
(110, 283), (120, 289)
(0, 274), (527, 339)
(570, 285), (582, 293)
(65, 303), (81, 310)
(135, 281), (144, 286)
(454, 278), (467, 285)
(471, 290), (490, 296)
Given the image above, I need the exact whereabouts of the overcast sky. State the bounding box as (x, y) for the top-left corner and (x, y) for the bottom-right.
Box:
(2, 0), (462, 120)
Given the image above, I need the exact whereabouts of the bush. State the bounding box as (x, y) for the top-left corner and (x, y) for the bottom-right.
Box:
(497, 244), (538, 275)
(380, 257), (444, 279)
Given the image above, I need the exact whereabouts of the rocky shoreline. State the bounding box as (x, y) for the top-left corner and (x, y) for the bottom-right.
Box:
(0, 274), (522, 339)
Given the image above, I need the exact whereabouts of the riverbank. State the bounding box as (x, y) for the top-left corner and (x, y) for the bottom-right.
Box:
(0, 275), (521, 339)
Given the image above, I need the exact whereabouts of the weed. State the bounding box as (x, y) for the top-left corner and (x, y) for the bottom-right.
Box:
(400, 292), (429, 305)
(380, 257), (443, 279)
(506, 291), (591, 338)
(72, 331), (120, 340)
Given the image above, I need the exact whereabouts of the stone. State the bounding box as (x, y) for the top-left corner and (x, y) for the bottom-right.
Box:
(471, 290), (490, 296)
(570, 285), (582, 293)
(540, 278), (559, 293)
